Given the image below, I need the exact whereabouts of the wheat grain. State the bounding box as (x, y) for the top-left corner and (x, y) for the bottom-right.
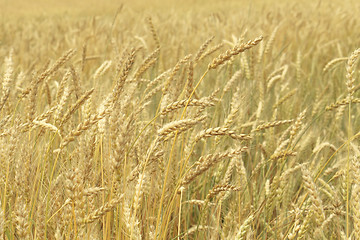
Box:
(134, 48), (160, 80)
(323, 57), (347, 73)
(346, 48), (360, 99)
(57, 106), (110, 150)
(93, 60), (112, 81)
(352, 155), (360, 239)
(15, 199), (30, 240)
(326, 97), (360, 111)
(160, 96), (217, 116)
(252, 119), (293, 132)
(157, 115), (206, 140)
(206, 184), (241, 200)
(146, 17), (160, 48)
(301, 166), (325, 222)
(235, 214), (254, 240)
(185, 60), (194, 98)
(82, 195), (123, 224)
(0, 50), (14, 112)
(198, 43), (224, 62)
(181, 147), (248, 187)
(264, 25), (279, 55)
(194, 127), (251, 143)
(208, 36), (263, 70)
(59, 88), (94, 126)
(224, 70), (241, 94)
(194, 36), (215, 63)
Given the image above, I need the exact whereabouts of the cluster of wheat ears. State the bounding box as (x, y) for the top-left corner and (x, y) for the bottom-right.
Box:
(1, 1), (360, 239)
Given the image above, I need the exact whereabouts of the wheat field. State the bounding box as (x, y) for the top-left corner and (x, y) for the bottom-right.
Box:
(1, 0), (360, 239)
